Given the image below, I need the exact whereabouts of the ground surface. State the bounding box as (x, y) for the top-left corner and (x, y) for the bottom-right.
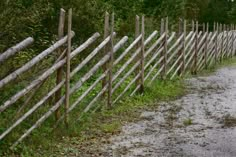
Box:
(102, 67), (236, 157)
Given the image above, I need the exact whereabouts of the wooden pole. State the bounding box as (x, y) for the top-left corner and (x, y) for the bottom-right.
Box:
(232, 24), (234, 56)
(219, 23), (221, 60)
(220, 24), (223, 62)
(0, 37), (34, 63)
(226, 25), (229, 58)
(204, 23), (209, 68)
(233, 24), (234, 56)
(230, 24), (234, 58)
(177, 18), (183, 75)
(139, 15), (145, 93)
(178, 18), (182, 37)
(161, 17), (168, 79)
(160, 18), (165, 78)
(135, 15), (140, 87)
(231, 24), (234, 58)
(0, 33), (100, 113)
(213, 22), (216, 32)
(102, 12), (110, 98)
(65, 8), (72, 126)
(107, 13), (114, 108)
(234, 24), (236, 56)
(55, 8), (65, 121)
(0, 32), (73, 89)
(58, 8), (66, 47)
(232, 24), (234, 57)
(193, 21), (198, 74)
(181, 19), (186, 75)
(203, 23), (205, 33)
(223, 24), (226, 59)
(192, 20), (194, 32)
(215, 22), (219, 63)
(161, 18), (164, 35)
(229, 24), (231, 57)
(233, 24), (236, 56)
(135, 15), (140, 38)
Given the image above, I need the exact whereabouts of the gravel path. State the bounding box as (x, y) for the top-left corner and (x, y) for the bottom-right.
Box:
(103, 67), (236, 157)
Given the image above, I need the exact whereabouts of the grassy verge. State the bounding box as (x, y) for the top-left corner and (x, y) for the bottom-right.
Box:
(4, 78), (184, 157)
(4, 57), (236, 157)
(196, 57), (236, 76)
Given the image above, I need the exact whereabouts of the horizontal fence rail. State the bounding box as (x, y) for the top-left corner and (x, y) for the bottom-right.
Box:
(0, 9), (236, 149)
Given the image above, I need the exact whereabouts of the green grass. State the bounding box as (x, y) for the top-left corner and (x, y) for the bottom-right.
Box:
(3, 57), (236, 157)
(2, 78), (184, 157)
(197, 57), (236, 76)
(183, 118), (193, 126)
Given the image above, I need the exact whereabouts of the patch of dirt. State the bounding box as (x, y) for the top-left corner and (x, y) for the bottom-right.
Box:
(102, 67), (236, 157)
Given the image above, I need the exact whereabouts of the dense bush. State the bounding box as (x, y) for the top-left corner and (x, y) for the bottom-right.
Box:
(1, 0), (235, 53)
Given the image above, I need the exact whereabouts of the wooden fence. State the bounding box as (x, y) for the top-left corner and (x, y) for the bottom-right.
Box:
(0, 8), (236, 148)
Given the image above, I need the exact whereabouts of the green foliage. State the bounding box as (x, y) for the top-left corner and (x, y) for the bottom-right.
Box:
(1, 0), (236, 54)
(143, 0), (184, 21)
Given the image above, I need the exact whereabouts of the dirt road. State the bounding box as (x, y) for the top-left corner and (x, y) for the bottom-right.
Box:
(103, 67), (236, 157)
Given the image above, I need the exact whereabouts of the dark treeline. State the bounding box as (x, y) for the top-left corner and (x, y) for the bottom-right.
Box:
(0, 0), (236, 53)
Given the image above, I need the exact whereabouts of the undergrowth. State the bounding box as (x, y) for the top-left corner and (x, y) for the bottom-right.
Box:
(2, 57), (236, 157)
(2, 78), (185, 157)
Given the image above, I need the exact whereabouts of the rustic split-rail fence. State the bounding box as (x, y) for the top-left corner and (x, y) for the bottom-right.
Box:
(0, 8), (236, 148)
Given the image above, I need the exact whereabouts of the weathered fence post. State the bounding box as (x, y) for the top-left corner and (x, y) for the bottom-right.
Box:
(177, 18), (183, 75)
(233, 24), (235, 56)
(229, 24), (231, 58)
(213, 22), (216, 63)
(226, 25), (229, 58)
(160, 18), (166, 79)
(161, 18), (165, 35)
(65, 8), (72, 126)
(213, 22), (215, 62)
(135, 15), (140, 39)
(229, 24), (231, 57)
(192, 20), (195, 32)
(135, 15), (140, 87)
(164, 17), (168, 77)
(161, 17), (168, 79)
(235, 24), (236, 56)
(180, 19), (186, 75)
(55, 8), (65, 121)
(107, 13), (114, 108)
(229, 24), (232, 58)
(233, 24), (236, 56)
(102, 12), (110, 98)
(139, 15), (145, 93)
(222, 24), (225, 60)
(204, 23), (209, 69)
(220, 24), (223, 62)
(215, 22), (219, 63)
(231, 24), (234, 58)
(178, 18), (182, 37)
(193, 21), (198, 74)
(213, 22), (216, 32)
(223, 24), (226, 59)
(203, 23), (206, 33)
